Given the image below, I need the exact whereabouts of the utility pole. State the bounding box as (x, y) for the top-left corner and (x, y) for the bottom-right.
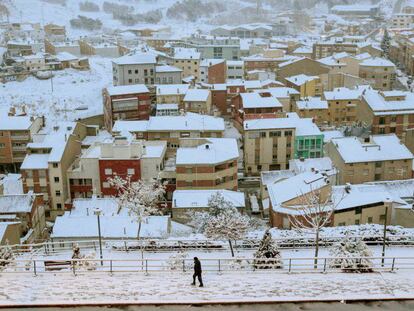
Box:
(94, 208), (103, 266)
(381, 198), (391, 267)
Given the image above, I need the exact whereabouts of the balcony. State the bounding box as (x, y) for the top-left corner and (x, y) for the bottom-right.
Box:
(11, 135), (30, 141)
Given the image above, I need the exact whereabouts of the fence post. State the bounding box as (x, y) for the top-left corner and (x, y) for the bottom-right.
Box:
(182, 259), (185, 272)
(288, 258), (292, 273)
(33, 260), (37, 276)
(323, 258), (327, 273)
(72, 261), (76, 276)
(110, 260), (113, 275)
(391, 257), (396, 272)
(218, 259), (221, 274)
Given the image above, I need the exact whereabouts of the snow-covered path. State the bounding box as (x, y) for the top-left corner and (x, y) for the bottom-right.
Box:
(0, 270), (414, 305)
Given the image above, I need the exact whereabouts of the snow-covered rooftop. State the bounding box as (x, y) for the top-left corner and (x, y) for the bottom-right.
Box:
(176, 138), (238, 165)
(240, 93), (282, 109)
(0, 193), (35, 214)
(268, 171), (331, 209)
(362, 89), (414, 115)
(107, 84), (149, 96)
(285, 74), (319, 86)
(324, 87), (365, 101)
(113, 52), (157, 65)
(156, 84), (189, 96)
(289, 157), (334, 174)
(113, 113), (225, 133)
(360, 57), (396, 67)
(330, 135), (414, 163)
(244, 114), (322, 136)
(183, 89), (210, 102)
(155, 65), (182, 73)
(296, 97), (328, 110)
(173, 48), (200, 60)
(172, 190), (245, 208)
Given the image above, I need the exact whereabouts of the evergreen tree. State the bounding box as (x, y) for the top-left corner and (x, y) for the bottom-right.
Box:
(253, 230), (282, 269)
(329, 236), (373, 272)
(381, 28), (391, 58)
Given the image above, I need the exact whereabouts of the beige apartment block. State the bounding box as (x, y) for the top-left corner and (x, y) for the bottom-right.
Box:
(20, 122), (88, 220)
(173, 48), (201, 80)
(112, 113), (225, 156)
(285, 74), (323, 97)
(156, 84), (190, 106)
(326, 135), (413, 185)
(176, 138), (239, 191)
(359, 57), (396, 91)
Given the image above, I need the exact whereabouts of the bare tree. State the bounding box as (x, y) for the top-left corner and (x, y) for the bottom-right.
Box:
(203, 193), (249, 257)
(108, 175), (166, 239)
(289, 187), (339, 268)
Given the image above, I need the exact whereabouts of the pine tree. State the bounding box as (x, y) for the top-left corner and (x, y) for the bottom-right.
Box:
(254, 230), (283, 269)
(329, 236), (373, 272)
(381, 28), (391, 58)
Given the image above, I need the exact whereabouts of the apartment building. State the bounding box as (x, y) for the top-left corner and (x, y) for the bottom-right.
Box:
(20, 122), (88, 220)
(358, 57), (396, 90)
(358, 89), (414, 141)
(112, 52), (157, 86)
(285, 74), (323, 97)
(156, 84), (190, 106)
(312, 41), (359, 59)
(44, 39), (81, 57)
(183, 89), (212, 114)
(155, 65), (182, 84)
(326, 135), (414, 185)
(112, 113), (225, 155)
(0, 192), (46, 241)
(211, 24), (273, 38)
(323, 86), (365, 126)
(243, 114), (324, 175)
(103, 84), (151, 132)
(254, 87), (300, 112)
(231, 92), (283, 129)
(200, 59), (226, 84)
(390, 13), (414, 29)
(0, 110), (43, 173)
(294, 97), (329, 126)
(276, 57), (330, 82)
(173, 48), (201, 80)
(226, 60), (244, 79)
(183, 37), (241, 60)
(176, 138), (239, 191)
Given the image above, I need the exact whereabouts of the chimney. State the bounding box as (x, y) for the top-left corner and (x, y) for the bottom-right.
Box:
(8, 106), (16, 116)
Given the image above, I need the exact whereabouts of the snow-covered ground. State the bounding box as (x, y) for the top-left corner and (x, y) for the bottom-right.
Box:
(0, 57), (112, 129)
(0, 270), (413, 305)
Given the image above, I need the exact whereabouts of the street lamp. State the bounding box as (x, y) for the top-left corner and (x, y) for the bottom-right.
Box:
(381, 197), (392, 267)
(94, 207), (103, 266)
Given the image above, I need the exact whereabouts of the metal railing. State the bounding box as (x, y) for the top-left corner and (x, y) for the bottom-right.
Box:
(1, 256), (413, 276)
(4, 235), (414, 256)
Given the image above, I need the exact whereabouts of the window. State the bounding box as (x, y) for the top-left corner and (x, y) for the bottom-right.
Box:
(0, 143), (4, 148)
(55, 190), (61, 196)
(379, 214), (386, 224)
(56, 203), (62, 210)
(135, 69), (138, 74)
(260, 132), (267, 138)
(127, 168), (135, 175)
(355, 219), (360, 225)
(367, 217), (373, 224)
(53, 163), (58, 168)
(105, 168), (112, 175)
(102, 182), (110, 188)
(128, 79), (132, 83)
(128, 70), (132, 74)
(375, 162), (382, 168)
(269, 131), (281, 137)
(379, 117), (385, 125)
(379, 128), (385, 134)
(284, 131), (293, 137)
(54, 177), (59, 183)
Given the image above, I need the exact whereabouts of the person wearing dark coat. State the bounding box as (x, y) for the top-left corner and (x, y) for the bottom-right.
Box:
(192, 257), (203, 287)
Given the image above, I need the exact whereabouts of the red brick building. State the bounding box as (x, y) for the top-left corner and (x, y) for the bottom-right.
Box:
(103, 84), (151, 132)
(200, 59), (226, 84)
(99, 159), (141, 196)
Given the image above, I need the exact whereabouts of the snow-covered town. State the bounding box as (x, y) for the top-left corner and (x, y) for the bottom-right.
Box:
(1, 0), (414, 309)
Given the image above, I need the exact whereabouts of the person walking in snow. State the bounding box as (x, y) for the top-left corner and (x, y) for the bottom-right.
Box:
(192, 257), (203, 287)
